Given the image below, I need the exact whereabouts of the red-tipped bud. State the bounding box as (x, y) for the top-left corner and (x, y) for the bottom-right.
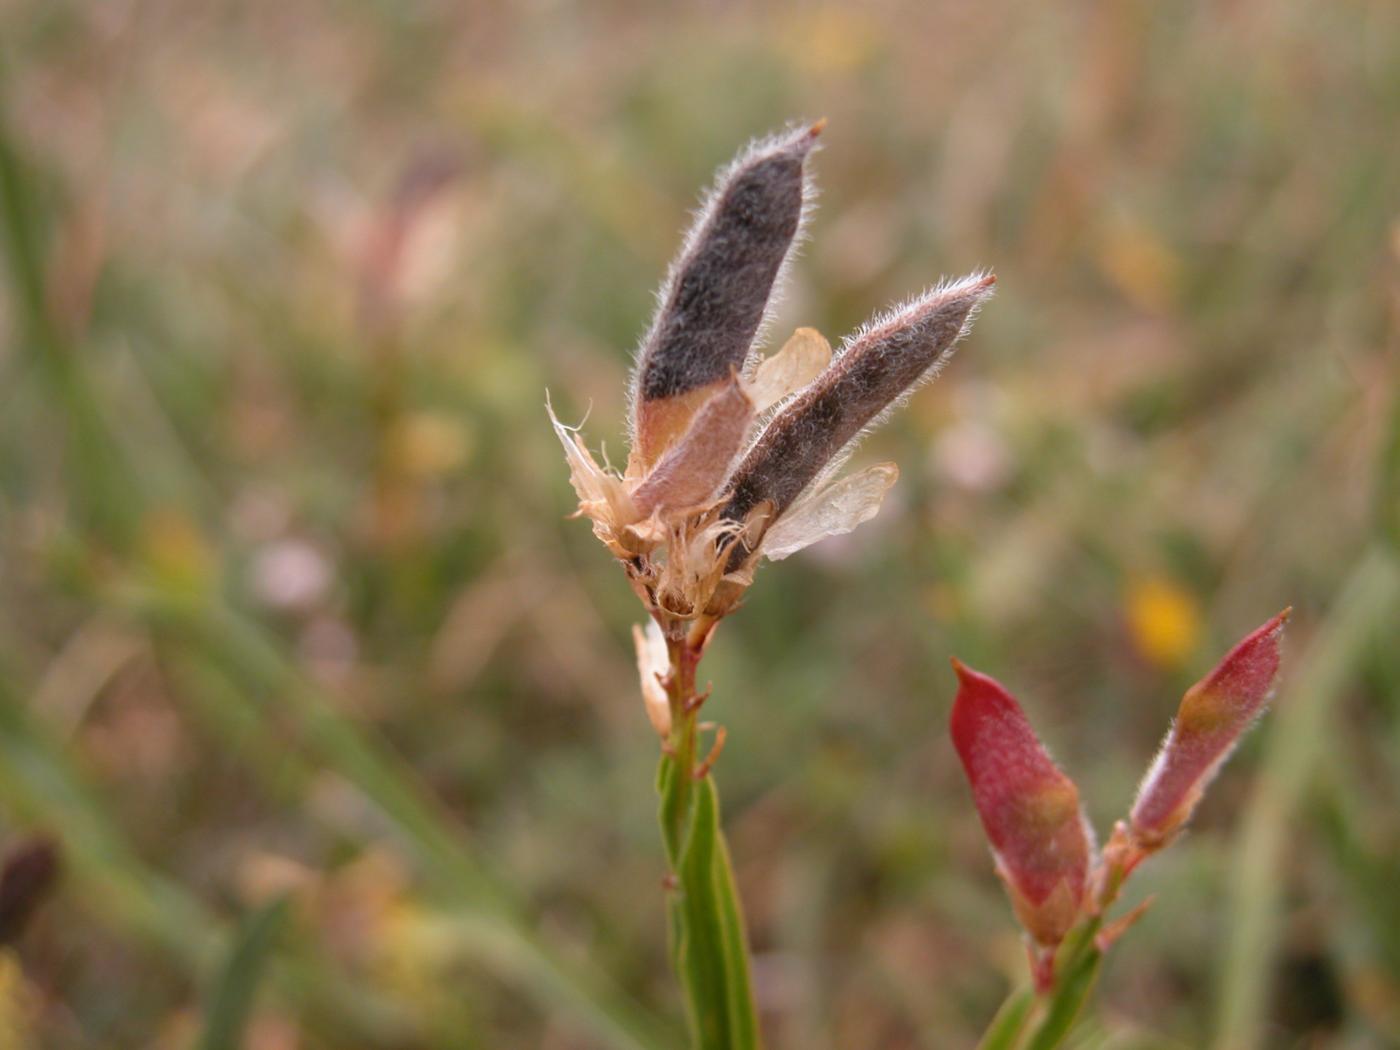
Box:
(950, 660), (1094, 949)
(1129, 609), (1290, 850)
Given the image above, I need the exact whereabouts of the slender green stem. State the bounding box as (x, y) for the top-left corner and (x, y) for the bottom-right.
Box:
(656, 629), (761, 1050)
(975, 917), (1105, 1050)
(1023, 920), (1103, 1050)
(660, 634), (699, 865)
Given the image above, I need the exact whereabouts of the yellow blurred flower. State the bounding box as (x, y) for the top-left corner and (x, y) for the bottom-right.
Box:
(389, 412), (472, 479)
(141, 508), (214, 592)
(1126, 576), (1201, 669)
(1096, 215), (1181, 313)
(780, 8), (880, 73)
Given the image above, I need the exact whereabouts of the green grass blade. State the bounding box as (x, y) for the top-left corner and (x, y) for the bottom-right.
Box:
(136, 592), (677, 1050)
(199, 898), (291, 1050)
(1213, 547), (1400, 1049)
(713, 823), (760, 1050)
(0, 73), (140, 544)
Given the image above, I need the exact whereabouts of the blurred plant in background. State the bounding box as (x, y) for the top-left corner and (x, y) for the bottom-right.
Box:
(0, 1), (1397, 1048)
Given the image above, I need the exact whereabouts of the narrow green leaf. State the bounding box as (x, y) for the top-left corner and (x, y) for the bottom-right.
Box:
(677, 775), (734, 1049)
(0, 70), (141, 544)
(976, 986), (1035, 1050)
(199, 898), (291, 1050)
(1215, 549), (1400, 1049)
(659, 767), (761, 1050)
(658, 753), (683, 866)
(710, 790), (759, 1050)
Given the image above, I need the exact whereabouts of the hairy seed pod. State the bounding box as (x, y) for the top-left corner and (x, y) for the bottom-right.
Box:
(720, 273), (994, 565)
(631, 123), (822, 470)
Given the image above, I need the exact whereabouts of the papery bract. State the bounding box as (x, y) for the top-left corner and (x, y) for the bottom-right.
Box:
(546, 396), (637, 553)
(748, 327), (832, 412)
(760, 462), (898, 561)
(950, 660), (1094, 949)
(633, 620), (672, 738)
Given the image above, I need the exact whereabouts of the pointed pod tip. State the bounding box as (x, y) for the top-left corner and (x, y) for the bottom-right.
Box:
(949, 657), (999, 692)
(1244, 606), (1292, 649)
(1256, 606), (1291, 642)
(949, 661), (1022, 742)
(978, 272), (997, 288)
(808, 117), (828, 139)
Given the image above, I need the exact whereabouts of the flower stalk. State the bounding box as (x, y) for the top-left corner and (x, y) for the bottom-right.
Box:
(553, 121), (992, 1047)
(655, 623), (760, 1049)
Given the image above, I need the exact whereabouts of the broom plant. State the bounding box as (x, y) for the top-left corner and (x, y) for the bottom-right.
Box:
(552, 121), (1287, 1050)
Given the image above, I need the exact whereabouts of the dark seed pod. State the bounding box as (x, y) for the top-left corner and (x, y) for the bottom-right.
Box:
(720, 274), (995, 566)
(631, 122), (822, 469)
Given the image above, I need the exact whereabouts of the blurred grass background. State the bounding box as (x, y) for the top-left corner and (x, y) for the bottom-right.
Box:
(0, 1), (1398, 1047)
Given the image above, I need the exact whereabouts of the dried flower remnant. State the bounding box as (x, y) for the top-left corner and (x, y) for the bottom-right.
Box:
(950, 660), (1093, 975)
(632, 620), (672, 739)
(1129, 608), (1290, 850)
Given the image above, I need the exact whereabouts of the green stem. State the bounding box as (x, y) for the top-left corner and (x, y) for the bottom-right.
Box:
(660, 634), (699, 866)
(975, 919), (1104, 1050)
(1023, 920), (1103, 1050)
(656, 630), (761, 1050)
